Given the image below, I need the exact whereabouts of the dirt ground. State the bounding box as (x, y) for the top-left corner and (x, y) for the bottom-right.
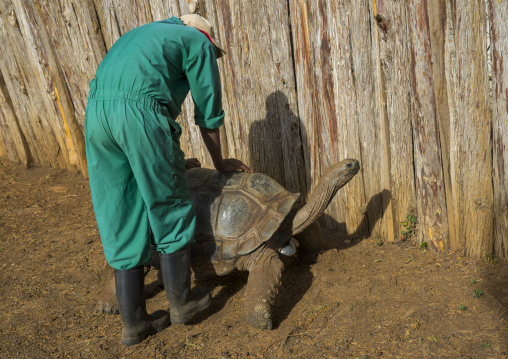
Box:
(0, 159), (507, 359)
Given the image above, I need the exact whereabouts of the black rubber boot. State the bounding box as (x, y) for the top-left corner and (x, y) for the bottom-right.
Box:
(115, 267), (170, 345)
(160, 247), (211, 324)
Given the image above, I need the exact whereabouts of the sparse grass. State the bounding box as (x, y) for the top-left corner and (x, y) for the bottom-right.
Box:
(401, 214), (417, 242)
(485, 253), (497, 264)
(419, 241), (427, 250)
(473, 289), (484, 298)
(458, 305), (467, 311)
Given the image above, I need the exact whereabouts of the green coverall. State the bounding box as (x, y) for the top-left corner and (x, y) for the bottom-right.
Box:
(85, 17), (224, 270)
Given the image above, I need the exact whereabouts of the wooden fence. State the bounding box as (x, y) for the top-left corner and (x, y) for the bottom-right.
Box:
(0, 0), (506, 259)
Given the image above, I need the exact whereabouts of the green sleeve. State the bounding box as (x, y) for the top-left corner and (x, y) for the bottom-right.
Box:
(184, 46), (225, 129)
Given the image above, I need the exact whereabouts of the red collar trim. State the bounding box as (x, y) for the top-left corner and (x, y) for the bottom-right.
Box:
(198, 29), (214, 45)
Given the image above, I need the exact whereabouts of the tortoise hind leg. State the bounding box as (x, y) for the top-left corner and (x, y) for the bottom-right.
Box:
(237, 247), (284, 329)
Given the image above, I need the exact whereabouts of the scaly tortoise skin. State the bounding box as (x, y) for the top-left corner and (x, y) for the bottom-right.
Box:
(97, 158), (360, 329)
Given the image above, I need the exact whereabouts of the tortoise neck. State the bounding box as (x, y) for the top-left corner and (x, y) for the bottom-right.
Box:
(291, 171), (341, 235)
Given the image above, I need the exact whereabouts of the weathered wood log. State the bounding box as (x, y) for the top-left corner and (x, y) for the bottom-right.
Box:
(1, 0), (80, 172)
(91, 0), (152, 50)
(323, 1), (367, 234)
(446, 0), (494, 257)
(37, 0), (107, 131)
(374, 0), (416, 241)
(406, 0), (449, 251)
(489, 0), (508, 259)
(0, 72), (29, 165)
(428, 0), (458, 251)
(362, 0), (396, 241)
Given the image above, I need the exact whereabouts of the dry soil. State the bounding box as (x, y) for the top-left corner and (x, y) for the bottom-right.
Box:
(0, 159), (507, 358)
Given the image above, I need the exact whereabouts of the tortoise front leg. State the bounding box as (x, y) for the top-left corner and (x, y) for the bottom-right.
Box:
(237, 247), (284, 329)
(97, 274), (119, 314)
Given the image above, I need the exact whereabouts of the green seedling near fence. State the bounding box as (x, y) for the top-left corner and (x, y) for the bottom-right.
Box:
(485, 253), (497, 264)
(401, 214), (417, 241)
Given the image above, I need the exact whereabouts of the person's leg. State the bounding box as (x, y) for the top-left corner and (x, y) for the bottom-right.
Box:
(114, 267), (169, 345)
(85, 98), (169, 344)
(113, 102), (210, 323)
(116, 104), (196, 255)
(159, 247), (211, 323)
(85, 99), (152, 270)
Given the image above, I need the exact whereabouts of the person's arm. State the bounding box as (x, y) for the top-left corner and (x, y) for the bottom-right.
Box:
(199, 127), (252, 173)
(185, 44), (251, 173)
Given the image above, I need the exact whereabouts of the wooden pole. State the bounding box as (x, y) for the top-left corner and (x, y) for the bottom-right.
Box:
(489, 0), (508, 259)
(406, 0), (449, 251)
(373, 0), (416, 241)
(447, 0), (494, 257)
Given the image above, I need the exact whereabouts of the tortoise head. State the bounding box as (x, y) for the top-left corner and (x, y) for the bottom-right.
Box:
(321, 158), (360, 191)
(291, 158), (360, 235)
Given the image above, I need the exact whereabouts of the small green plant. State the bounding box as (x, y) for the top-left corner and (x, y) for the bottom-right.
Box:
(481, 342), (491, 349)
(401, 214), (417, 241)
(376, 238), (384, 246)
(485, 253), (497, 264)
(428, 335), (438, 342)
(473, 289), (484, 298)
(470, 278), (477, 284)
(419, 241), (427, 250)
(458, 305), (467, 311)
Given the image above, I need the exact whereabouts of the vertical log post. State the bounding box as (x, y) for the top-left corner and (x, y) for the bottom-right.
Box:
(0, 72), (30, 165)
(374, 0), (416, 241)
(489, 0), (508, 259)
(323, 1), (366, 234)
(366, 0), (396, 241)
(427, 0), (458, 251)
(406, 0), (449, 251)
(453, 0), (494, 257)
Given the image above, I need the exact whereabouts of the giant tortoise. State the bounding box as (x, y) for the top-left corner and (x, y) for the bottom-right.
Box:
(97, 158), (360, 329)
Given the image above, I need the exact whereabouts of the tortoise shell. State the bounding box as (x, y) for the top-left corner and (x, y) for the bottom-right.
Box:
(186, 168), (299, 276)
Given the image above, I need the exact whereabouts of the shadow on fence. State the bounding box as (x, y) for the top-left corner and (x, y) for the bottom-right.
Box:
(321, 189), (392, 250)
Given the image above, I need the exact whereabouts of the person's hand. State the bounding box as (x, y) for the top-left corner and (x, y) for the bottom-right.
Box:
(185, 158), (202, 170)
(216, 158), (252, 173)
